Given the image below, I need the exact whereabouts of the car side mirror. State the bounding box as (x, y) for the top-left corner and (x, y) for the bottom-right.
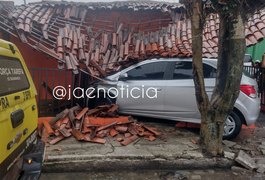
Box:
(119, 73), (128, 81)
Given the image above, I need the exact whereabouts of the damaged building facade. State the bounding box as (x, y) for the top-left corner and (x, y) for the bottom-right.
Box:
(0, 0), (265, 114)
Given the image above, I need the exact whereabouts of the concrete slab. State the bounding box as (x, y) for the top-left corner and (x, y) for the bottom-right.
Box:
(224, 151), (235, 160)
(235, 150), (257, 170)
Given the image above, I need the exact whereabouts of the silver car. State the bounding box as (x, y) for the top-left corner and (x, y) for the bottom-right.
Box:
(92, 58), (260, 139)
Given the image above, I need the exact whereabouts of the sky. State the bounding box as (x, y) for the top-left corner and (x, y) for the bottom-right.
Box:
(14, 0), (179, 6)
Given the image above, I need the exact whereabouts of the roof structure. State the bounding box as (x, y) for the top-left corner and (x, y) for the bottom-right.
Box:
(0, 1), (264, 77)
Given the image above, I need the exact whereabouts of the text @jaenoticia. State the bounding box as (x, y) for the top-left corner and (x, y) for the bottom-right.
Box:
(52, 85), (160, 100)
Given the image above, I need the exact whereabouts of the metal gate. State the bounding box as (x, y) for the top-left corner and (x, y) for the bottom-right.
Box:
(29, 68), (89, 116)
(244, 66), (265, 111)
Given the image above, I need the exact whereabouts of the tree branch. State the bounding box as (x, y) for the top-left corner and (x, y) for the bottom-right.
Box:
(190, 0), (210, 115)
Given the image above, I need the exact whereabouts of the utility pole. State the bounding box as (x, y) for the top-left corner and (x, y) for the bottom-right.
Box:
(24, 0), (26, 5)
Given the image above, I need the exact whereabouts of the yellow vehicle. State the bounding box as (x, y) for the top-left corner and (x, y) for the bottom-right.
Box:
(0, 39), (44, 179)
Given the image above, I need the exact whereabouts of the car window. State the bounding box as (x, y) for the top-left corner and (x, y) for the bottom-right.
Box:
(0, 56), (30, 96)
(203, 63), (216, 78)
(172, 61), (216, 79)
(125, 61), (167, 80)
(173, 61), (193, 79)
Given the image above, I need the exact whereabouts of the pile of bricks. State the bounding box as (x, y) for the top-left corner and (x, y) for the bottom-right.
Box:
(38, 104), (161, 146)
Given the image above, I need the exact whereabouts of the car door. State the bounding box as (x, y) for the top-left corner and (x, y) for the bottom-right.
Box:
(163, 60), (217, 122)
(116, 61), (170, 117)
(163, 61), (199, 121)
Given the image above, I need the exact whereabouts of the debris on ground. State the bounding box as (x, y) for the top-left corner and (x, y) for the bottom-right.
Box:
(231, 165), (251, 174)
(228, 144), (265, 174)
(235, 150), (257, 171)
(257, 166), (265, 174)
(223, 151), (235, 160)
(175, 122), (200, 128)
(38, 104), (162, 146)
(259, 142), (265, 155)
(191, 138), (198, 144)
(222, 140), (237, 148)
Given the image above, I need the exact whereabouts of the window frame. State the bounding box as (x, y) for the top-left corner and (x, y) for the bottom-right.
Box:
(167, 60), (217, 80)
(121, 61), (172, 81)
(172, 61), (193, 80)
(203, 63), (217, 79)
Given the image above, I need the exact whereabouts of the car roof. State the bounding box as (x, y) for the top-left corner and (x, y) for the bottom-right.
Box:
(110, 57), (217, 77)
(134, 57), (218, 67)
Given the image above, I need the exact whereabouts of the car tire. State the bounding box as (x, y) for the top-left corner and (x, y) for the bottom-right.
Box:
(223, 111), (242, 140)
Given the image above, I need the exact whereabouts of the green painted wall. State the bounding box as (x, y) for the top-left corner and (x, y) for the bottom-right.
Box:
(246, 38), (265, 62)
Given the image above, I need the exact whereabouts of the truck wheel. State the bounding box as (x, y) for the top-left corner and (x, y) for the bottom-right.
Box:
(223, 111), (242, 140)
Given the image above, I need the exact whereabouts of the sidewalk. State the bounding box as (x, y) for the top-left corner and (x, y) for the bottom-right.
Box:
(43, 123), (232, 172)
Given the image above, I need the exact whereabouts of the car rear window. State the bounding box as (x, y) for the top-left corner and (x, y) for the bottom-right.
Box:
(0, 56), (30, 96)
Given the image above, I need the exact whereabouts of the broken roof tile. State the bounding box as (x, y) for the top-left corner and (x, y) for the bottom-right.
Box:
(0, 1), (265, 78)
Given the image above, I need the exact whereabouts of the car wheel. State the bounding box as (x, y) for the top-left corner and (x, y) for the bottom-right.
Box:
(223, 111), (242, 140)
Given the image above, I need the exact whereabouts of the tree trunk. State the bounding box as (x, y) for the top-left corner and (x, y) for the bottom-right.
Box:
(188, 0), (246, 155)
(185, 0), (263, 156)
(189, 0), (215, 154)
(191, 0), (209, 115)
(200, 11), (246, 155)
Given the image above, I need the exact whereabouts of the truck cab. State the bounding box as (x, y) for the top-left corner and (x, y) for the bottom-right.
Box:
(0, 39), (44, 179)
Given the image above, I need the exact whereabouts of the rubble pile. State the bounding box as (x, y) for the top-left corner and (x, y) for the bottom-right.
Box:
(38, 104), (161, 146)
(223, 140), (265, 174)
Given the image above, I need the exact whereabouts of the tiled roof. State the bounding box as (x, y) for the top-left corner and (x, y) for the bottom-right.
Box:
(0, 1), (264, 77)
(30, 1), (185, 11)
(246, 11), (265, 46)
